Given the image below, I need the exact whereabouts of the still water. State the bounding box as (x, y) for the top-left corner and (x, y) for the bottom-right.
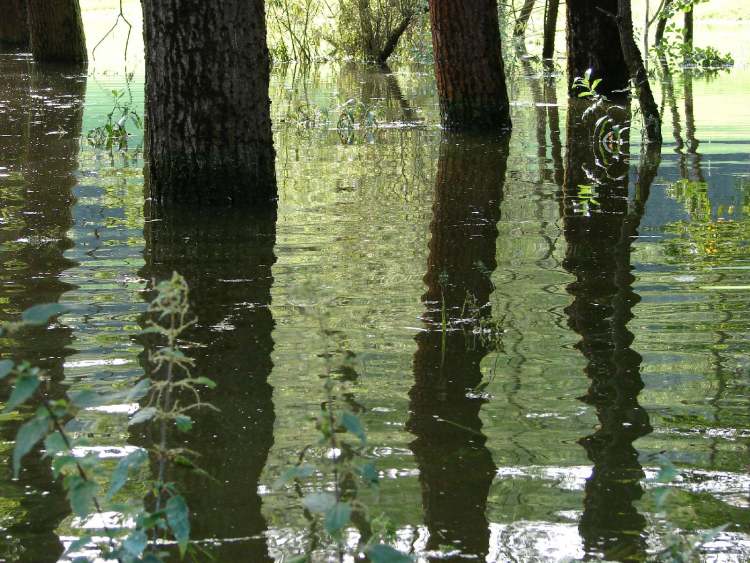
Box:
(0, 51), (749, 562)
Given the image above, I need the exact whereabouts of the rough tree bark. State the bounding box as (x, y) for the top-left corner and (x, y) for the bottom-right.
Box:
(513, 0), (536, 37)
(0, 0), (29, 47)
(616, 0), (662, 144)
(542, 0), (560, 59)
(566, 0), (629, 97)
(26, 0), (87, 64)
(428, 0), (511, 131)
(142, 0), (277, 207)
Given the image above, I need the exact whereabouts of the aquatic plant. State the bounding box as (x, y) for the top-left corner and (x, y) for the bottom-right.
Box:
(2, 273), (212, 562)
(274, 299), (411, 562)
(86, 79), (142, 153)
(650, 456), (729, 562)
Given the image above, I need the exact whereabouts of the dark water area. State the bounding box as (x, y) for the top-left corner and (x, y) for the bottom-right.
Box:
(1, 51), (749, 562)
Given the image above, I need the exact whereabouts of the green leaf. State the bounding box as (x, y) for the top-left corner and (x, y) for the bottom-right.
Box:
(0, 359), (14, 380)
(129, 407), (157, 426)
(194, 376), (217, 389)
(66, 475), (97, 517)
(166, 495), (190, 557)
(52, 454), (77, 477)
(44, 431), (69, 457)
(126, 378), (151, 401)
(13, 413), (50, 477)
(360, 462), (379, 486)
(69, 389), (108, 409)
(591, 78), (602, 91)
(122, 529), (147, 557)
(21, 303), (68, 325)
(64, 535), (92, 555)
(175, 414), (193, 432)
(273, 464), (315, 489)
(324, 502), (352, 535)
(366, 544), (413, 563)
(4, 373), (40, 413)
(302, 492), (336, 513)
(108, 449), (148, 500)
(341, 412), (366, 445)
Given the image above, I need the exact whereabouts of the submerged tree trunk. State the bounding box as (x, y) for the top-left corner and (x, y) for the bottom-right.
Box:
(513, 0), (536, 37)
(408, 134), (508, 559)
(566, 0), (629, 97)
(26, 0), (87, 63)
(142, 0), (276, 207)
(0, 0), (29, 47)
(616, 0), (662, 144)
(428, 0), (511, 131)
(542, 0), (560, 59)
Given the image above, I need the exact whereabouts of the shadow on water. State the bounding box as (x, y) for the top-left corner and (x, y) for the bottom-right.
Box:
(562, 99), (661, 561)
(0, 57), (86, 562)
(139, 205), (278, 561)
(407, 134), (509, 560)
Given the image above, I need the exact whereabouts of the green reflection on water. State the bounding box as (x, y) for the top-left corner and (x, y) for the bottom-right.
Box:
(0, 49), (749, 561)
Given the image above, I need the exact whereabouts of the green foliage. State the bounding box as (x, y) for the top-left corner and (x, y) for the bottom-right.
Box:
(274, 301), (412, 562)
(572, 68), (603, 99)
(650, 456), (730, 562)
(1, 272), (211, 562)
(87, 77), (143, 152)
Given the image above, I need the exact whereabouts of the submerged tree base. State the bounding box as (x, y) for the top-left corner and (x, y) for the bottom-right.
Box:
(146, 151), (277, 208)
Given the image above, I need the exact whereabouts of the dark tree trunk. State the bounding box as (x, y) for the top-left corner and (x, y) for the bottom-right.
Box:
(513, 0), (536, 37)
(377, 13), (414, 64)
(140, 207), (277, 561)
(616, 0), (662, 144)
(357, 0), (379, 61)
(654, 0), (673, 47)
(0, 0), (29, 47)
(0, 63), (86, 563)
(684, 5), (694, 49)
(142, 0), (277, 207)
(563, 101), (660, 561)
(542, 0), (559, 59)
(26, 0), (87, 64)
(408, 134), (509, 559)
(566, 0), (629, 97)
(428, 0), (511, 131)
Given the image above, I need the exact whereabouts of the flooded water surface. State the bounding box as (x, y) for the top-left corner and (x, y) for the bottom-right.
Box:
(1, 45), (749, 562)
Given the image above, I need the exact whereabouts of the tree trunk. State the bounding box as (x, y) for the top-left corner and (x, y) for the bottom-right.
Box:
(616, 0), (662, 144)
(141, 206), (277, 562)
(684, 5), (694, 49)
(654, 0), (673, 47)
(377, 13), (413, 64)
(142, 0), (277, 207)
(563, 100), (658, 562)
(513, 0), (536, 37)
(566, 0), (629, 98)
(357, 0), (379, 61)
(428, 0), (511, 132)
(26, 0), (87, 64)
(542, 0), (560, 59)
(0, 0), (29, 47)
(408, 134), (508, 559)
